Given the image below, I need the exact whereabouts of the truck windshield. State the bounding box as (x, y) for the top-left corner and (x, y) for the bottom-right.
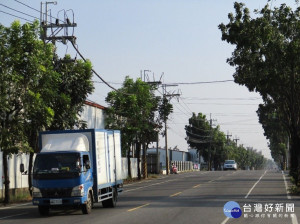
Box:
(33, 153), (81, 179)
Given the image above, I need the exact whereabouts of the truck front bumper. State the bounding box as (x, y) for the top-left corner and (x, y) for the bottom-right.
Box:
(33, 197), (86, 206)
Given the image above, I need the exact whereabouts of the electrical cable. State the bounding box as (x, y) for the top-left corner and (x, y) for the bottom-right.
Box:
(13, 0), (40, 13)
(0, 10), (32, 22)
(13, 0), (64, 23)
(179, 97), (193, 114)
(167, 80), (234, 85)
(0, 3), (39, 20)
(70, 40), (118, 91)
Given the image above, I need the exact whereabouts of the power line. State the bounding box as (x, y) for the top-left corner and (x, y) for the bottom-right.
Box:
(13, 0), (64, 24)
(167, 80), (234, 85)
(174, 102), (259, 106)
(0, 10), (32, 22)
(173, 103), (191, 118)
(0, 3), (39, 20)
(178, 97), (193, 114)
(13, 0), (40, 13)
(70, 40), (119, 92)
(181, 97), (261, 101)
(93, 79), (235, 86)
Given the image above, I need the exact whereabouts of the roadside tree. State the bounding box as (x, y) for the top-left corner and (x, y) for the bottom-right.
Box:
(219, 2), (300, 183)
(105, 77), (172, 179)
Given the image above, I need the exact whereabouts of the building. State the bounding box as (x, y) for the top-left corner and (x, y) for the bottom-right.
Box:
(146, 147), (203, 173)
(79, 100), (106, 129)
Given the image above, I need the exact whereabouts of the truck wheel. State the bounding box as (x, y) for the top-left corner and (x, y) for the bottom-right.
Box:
(102, 188), (117, 208)
(38, 205), (49, 216)
(109, 188), (117, 207)
(82, 192), (93, 214)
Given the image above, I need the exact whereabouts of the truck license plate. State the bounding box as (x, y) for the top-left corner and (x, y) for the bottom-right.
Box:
(50, 199), (62, 205)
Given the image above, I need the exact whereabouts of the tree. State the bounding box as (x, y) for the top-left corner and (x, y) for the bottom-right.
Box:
(185, 113), (211, 168)
(0, 21), (56, 203)
(49, 54), (94, 130)
(185, 113), (227, 170)
(105, 77), (172, 179)
(219, 2), (300, 184)
(257, 101), (288, 169)
(185, 112), (266, 170)
(0, 20), (94, 202)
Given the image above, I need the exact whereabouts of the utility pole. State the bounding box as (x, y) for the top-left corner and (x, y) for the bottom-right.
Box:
(225, 131), (232, 159)
(233, 136), (240, 146)
(208, 114), (216, 171)
(226, 131), (232, 144)
(141, 70), (162, 177)
(162, 84), (180, 175)
(40, 2), (77, 45)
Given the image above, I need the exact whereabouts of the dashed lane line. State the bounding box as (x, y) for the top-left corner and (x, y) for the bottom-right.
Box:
(127, 203), (150, 212)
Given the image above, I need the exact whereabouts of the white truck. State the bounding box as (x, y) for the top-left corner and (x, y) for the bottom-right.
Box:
(31, 129), (123, 215)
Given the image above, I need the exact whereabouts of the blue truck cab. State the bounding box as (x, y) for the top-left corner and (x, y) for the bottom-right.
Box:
(32, 129), (123, 216)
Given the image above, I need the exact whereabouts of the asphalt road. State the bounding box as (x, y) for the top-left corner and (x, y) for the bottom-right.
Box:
(0, 170), (299, 224)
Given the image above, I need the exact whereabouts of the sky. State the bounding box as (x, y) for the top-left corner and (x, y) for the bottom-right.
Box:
(2, 0), (299, 160)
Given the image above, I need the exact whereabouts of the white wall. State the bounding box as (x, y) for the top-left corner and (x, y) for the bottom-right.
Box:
(0, 152), (31, 190)
(79, 104), (106, 129)
(121, 158), (139, 179)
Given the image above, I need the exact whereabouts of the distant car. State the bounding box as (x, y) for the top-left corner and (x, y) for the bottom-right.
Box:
(224, 160), (237, 171)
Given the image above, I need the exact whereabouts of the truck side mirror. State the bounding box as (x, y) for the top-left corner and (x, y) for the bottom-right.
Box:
(20, 164), (25, 173)
(85, 160), (91, 170)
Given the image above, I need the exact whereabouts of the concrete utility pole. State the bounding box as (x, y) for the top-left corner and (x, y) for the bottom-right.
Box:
(141, 70), (162, 176)
(162, 84), (180, 175)
(225, 131), (232, 159)
(233, 137), (240, 146)
(226, 131), (232, 144)
(208, 114), (217, 171)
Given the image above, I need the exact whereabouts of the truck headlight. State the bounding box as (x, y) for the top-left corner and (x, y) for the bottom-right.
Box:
(71, 184), (84, 197)
(32, 187), (42, 198)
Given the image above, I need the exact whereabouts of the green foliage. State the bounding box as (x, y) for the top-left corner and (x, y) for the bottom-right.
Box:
(185, 112), (266, 170)
(105, 76), (171, 156)
(49, 55), (94, 130)
(219, 2), (300, 180)
(0, 20), (94, 203)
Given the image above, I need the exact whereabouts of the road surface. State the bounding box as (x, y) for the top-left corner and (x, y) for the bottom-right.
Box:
(0, 170), (298, 224)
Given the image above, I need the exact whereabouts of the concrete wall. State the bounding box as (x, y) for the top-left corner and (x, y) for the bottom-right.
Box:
(147, 148), (191, 168)
(79, 103), (106, 129)
(0, 152), (32, 199)
(121, 158), (139, 179)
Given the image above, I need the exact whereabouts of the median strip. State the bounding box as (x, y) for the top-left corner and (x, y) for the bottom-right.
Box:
(128, 203), (150, 212)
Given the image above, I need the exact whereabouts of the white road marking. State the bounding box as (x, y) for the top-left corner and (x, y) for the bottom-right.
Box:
(282, 171), (292, 199)
(220, 217), (229, 224)
(124, 171), (209, 192)
(245, 170), (267, 199)
(0, 212), (28, 220)
(0, 202), (31, 210)
(282, 171), (298, 224)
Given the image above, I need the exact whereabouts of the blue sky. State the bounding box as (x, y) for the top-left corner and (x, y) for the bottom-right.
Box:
(2, 0), (298, 160)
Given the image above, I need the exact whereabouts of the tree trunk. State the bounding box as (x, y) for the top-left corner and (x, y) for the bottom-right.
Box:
(28, 152), (34, 196)
(127, 148), (132, 179)
(142, 143), (147, 179)
(3, 152), (10, 204)
(28, 131), (39, 197)
(289, 133), (299, 184)
(136, 142), (141, 180)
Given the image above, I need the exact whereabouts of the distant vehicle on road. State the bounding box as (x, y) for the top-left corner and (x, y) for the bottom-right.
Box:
(223, 160), (237, 171)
